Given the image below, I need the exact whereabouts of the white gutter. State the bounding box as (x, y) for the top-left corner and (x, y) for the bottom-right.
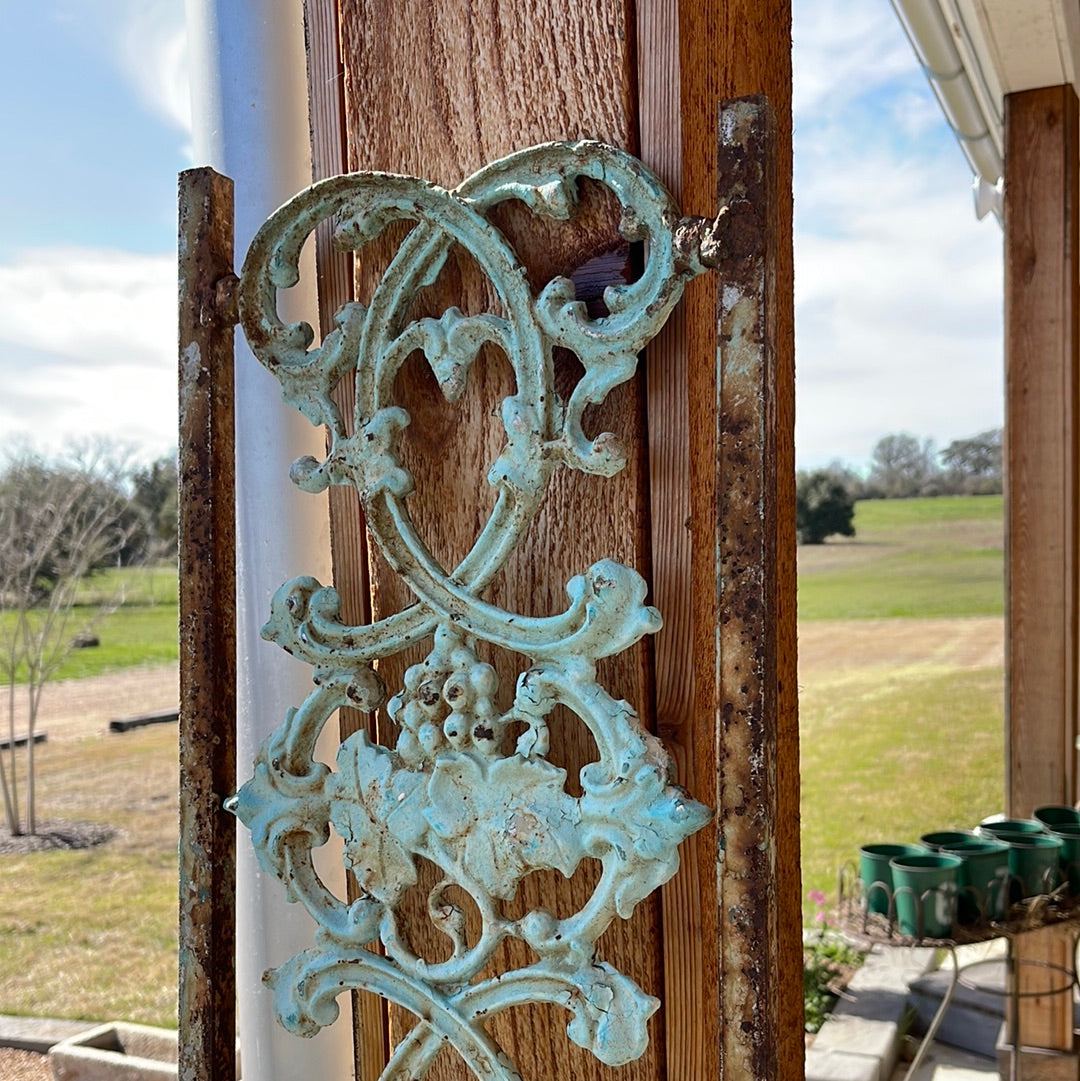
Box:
(184, 2), (354, 1078)
(890, 0), (1004, 221)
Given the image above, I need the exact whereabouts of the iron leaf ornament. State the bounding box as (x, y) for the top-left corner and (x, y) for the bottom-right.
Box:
(234, 141), (720, 1079)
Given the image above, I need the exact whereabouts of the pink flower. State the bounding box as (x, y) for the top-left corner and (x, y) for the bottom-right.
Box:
(807, 889), (827, 906)
(814, 910), (827, 924)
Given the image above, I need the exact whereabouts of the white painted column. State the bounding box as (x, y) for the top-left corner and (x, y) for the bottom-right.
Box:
(185, 2), (354, 1077)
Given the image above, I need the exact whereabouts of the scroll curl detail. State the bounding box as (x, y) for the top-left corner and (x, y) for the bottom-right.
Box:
(235, 141), (717, 1079)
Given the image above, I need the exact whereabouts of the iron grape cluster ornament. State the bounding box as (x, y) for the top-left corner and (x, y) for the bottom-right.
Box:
(234, 141), (718, 1079)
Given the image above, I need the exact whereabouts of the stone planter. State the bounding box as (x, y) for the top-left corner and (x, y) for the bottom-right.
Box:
(48, 1023), (178, 1081)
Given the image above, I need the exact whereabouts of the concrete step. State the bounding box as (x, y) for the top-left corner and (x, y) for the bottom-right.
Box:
(890, 1041), (998, 1080)
(811, 945), (939, 1081)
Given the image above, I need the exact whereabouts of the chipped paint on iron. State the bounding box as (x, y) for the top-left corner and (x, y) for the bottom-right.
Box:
(232, 142), (717, 1080)
(714, 98), (787, 1081)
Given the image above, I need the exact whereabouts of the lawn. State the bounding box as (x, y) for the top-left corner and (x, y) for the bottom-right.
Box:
(2, 564), (178, 683)
(798, 493), (1006, 910)
(799, 659), (1004, 900)
(0, 726), (178, 1027)
(0, 495), (1007, 1023)
(798, 494), (1004, 620)
(72, 563), (178, 608)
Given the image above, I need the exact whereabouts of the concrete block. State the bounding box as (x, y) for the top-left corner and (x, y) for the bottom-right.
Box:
(814, 1014), (899, 1079)
(805, 1046), (881, 1081)
(49, 1023), (177, 1081)
(909, 963), (1004, 1058)
(0, 1015), (91, 1054)
(834, 988), (909, 1026)
(849, 947), (937, 995)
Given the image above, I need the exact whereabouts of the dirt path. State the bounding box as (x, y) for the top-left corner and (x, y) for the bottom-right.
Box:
(799, 616), (1003, 680)
(0, 620), (999, 743)
(2, 663), (178, 742)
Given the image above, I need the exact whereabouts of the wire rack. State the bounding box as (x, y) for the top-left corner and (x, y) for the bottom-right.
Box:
(832, 863), (1080, 1081)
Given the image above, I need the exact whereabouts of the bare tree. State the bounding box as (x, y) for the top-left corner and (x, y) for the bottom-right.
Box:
(0, 446), (137, 835)
(867, 433), (939, 498)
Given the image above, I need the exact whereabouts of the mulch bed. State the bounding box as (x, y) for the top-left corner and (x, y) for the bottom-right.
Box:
(0, 820), (115, 855)
(0, 1048), (51, 1081)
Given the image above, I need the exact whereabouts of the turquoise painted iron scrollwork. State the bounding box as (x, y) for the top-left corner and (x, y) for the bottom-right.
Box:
(234, 141), (718, 1079)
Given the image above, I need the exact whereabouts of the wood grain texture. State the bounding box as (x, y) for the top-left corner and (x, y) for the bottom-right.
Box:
(634, 5), (701, 1080)
(177, 168), (237, 1081)
(1004, 83), (1080, 1055)
(302, 5), (387, 1078)
(679, 5), (801, 1080)
(336, 3), (663, 1078)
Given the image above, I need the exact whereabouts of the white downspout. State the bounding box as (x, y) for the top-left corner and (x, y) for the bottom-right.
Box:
(184, 2), (354, 1078)
(890, 0), (1004, 222)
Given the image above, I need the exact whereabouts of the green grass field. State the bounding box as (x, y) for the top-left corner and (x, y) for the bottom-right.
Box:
(0, 497), (1008, 1024)
(72, 563), (178, 608)
(2, 564), (178, 683)
(0, 726), (178, 1027)
(798, 494), (1006, 908)
(798, 494), (1003, 620)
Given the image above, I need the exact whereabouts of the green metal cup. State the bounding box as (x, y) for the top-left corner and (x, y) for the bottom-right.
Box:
(1047, 823), (1080, 894)
(920, 830), (977, 851)
(890, 853), (962, 938)
(859, 843), (925, 915)
(1007, 834), (1064, 898)
(1034, 805), (1080, 830)
(978, 818), (1046, 842)
(940, 837), (1010, 921)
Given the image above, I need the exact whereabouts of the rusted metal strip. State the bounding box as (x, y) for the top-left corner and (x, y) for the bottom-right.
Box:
(714, 96), (803, 1079)
(178, 166), (238, 1081)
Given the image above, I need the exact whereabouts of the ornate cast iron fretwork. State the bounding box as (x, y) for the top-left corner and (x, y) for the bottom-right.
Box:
(234, 142), (718, 1079)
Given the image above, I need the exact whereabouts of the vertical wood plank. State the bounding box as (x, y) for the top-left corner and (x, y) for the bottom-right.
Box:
(303, 0), (372, 644)
(635, 6), (701, 1080)
(302, 5), (387, 1077)
(1005, 82), (1080, 1056)
(177, 167), (237, 1081)
(336, 3), (662, 1079)
(679, 5), (801, 1080)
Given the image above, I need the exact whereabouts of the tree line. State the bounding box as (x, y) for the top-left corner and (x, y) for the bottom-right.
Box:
(797, 428), (1002, 545)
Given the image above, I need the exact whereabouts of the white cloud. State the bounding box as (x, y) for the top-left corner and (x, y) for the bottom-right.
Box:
(0, 247), (177, 458)
(792, 0), (1004, 468)
(792, 0), (915, 120)
(115, 0), (191, 135)
(52, 0), (190, 136)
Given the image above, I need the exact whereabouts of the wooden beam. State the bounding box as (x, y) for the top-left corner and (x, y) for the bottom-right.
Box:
(301, 5), (388, 1078)
(680, 5), (801, 1080)
(335, 4), (659, 1078)
(177, 166), (237, 1081)
(1005, 82), (1080, 1058)
(635, 7), (702, 1080)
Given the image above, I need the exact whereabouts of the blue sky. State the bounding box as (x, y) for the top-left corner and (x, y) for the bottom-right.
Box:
(0, 1), (189, 458)
(793, 0), (1003, 467)
(0, 0), (1003, 469)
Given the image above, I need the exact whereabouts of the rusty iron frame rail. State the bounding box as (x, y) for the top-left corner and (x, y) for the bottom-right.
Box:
(177, 166), (239, 1081)
(713, 96), (803, 1078)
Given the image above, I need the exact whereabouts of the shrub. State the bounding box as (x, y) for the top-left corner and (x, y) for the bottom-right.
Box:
(796, 470), (856, 545)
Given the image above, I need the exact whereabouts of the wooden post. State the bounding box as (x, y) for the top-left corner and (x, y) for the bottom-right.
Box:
(335, 6), (658, 1079)
(305, 2), (798, 1076)
(177, 167), (238, 1081)
(1005, 84), (1080, 1062)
